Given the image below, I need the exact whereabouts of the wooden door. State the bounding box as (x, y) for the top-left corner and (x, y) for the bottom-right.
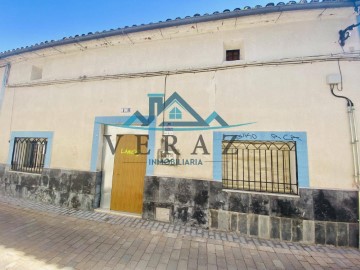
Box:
(110, 134), (148, 213)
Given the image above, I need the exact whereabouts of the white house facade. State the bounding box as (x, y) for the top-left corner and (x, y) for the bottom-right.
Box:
(0, 0), (359, 247)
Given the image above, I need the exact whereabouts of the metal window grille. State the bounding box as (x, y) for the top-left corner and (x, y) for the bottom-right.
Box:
(11, 137), (48, 174)
(226, 49), (240, 61)
(222, 140), (298, 195)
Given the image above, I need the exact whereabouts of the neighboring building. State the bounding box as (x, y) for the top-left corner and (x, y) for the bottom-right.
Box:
(0, 0), (359, 247)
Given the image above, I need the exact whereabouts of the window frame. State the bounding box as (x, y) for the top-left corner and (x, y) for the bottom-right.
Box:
(11, 137), (48, 174)
(7, 132), (53, 173)
(226, 49), (240, 61)
(30, 65), (43, 80)
(222, 140), (298, 195)
(213, 131), (309, 190)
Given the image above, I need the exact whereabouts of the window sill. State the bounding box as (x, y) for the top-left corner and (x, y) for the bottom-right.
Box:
(9, 170), (42, 176)
(222, 59), (245, 65)
(222, 188), (300, 198)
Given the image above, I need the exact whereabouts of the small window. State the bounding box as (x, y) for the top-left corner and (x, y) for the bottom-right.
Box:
(11, 137), (48, 174)
(226, 49), (240, 61)
(31, 66), (42, 80)
(169, 107), (182, 120)
(222, 140), (298, 194)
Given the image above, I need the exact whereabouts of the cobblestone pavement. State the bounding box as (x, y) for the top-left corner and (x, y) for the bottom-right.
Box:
(0, 195), (359, 270)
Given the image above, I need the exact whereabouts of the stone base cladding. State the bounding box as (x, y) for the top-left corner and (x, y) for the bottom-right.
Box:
(0, 164), (102, 210)
(143, 176), (359, 247)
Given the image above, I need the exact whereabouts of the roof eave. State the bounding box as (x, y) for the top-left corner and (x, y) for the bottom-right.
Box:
(0, 1), (357, 60)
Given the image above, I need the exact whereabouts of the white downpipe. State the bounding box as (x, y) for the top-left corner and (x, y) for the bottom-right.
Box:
(351, 109), (360, 183)
(348, 106), (358, 183)
(347, 106), (360, 184)
(348, 105), (360, 249)
(351, 108), (360, 250)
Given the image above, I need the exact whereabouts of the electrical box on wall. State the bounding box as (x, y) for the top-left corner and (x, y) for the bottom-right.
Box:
(326, 74), (341, 85)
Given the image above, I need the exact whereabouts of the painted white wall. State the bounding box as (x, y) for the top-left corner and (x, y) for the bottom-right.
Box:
(151, 62), (360, 190)
(0, 66), (13, 164)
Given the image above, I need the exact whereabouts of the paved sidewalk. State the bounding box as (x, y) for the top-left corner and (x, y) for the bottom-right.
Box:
(0, 195), (359, 269)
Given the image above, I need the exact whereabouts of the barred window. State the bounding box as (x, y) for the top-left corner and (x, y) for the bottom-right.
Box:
(222, 141), (298, 195)
(226, 49), (240, 61)
(11, 137), (48, 174)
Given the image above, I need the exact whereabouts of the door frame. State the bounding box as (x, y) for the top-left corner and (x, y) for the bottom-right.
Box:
(91, 119), (155, 210)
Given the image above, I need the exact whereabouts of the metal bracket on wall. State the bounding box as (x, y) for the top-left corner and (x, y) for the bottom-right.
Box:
(338, 22), (360, 47)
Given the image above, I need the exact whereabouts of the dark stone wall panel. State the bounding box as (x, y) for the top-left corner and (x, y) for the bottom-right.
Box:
(281, 219), (292, 241)
(143, 176), (159, 202)
(315, 222), (326, 245)
(0, 166), (99, 210)
(81, 172), (96, 195)
(210, 210), (218, 229)
(238, 214), (248, 234)
(93, 172), (102, 208)
(193, 180), (209, 208)
(337, 223), (348, 247)
(59, 174), (71, 193)
(249, 215), (258, 236)
(192, 206), (208, 226)
(175, 179), (194, 206)
(250, 194), (269, 215)
(292, 219), (303, 242)
(142, 202), (155, 220)
(230, 213), (237, 231)
(313, 190), (358, 223)
(270, 217), (280, 239)
(314, 190), (338, 222)
(326, 223), (336, 246)
(349, 223), (359, 248)
(270, 189), (314, 220)
(228, 192), (249, 213)
(0, 164), (5, 178)
(271, 198), (302, 218)
(145, 177), (210, 228)
(159, 178), (176, 204)
(336, 191), (358, 223)
(209, 181), (228, 210)
(173, 205), (190, 225)
(142, 177), (359, 247)
(174, 179), (209, 228)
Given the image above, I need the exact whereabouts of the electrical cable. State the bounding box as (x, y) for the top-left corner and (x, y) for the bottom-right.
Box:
(6, 54), (360, 89)
(330, 84), (353, 106)
(337, 59), (343, 91)
(162, 74), (168, 136)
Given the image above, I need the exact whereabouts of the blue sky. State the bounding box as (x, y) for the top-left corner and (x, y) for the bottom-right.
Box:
(0, 0), (273, 53)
